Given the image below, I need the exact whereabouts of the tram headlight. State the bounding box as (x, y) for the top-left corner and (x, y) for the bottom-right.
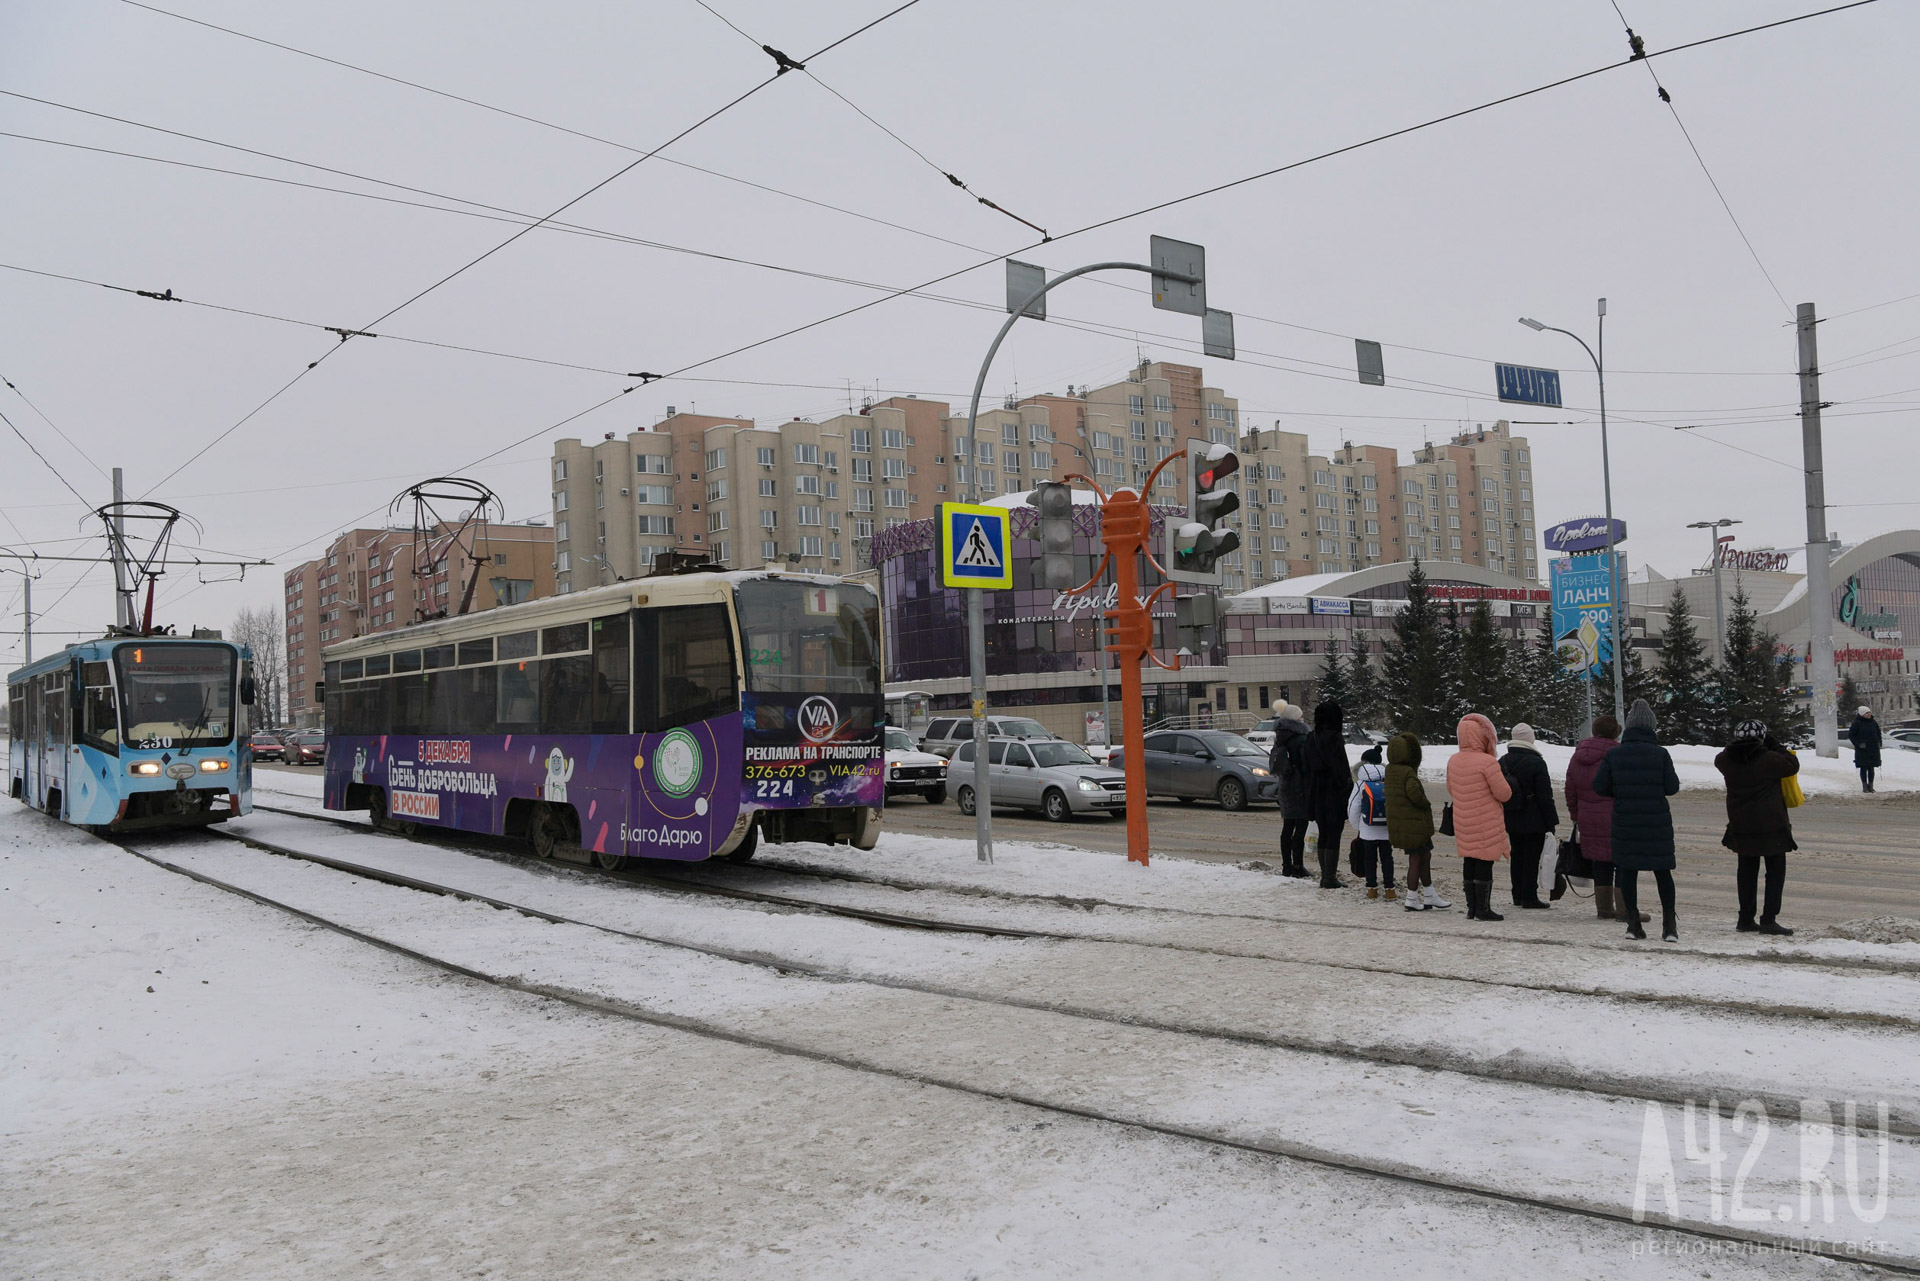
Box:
(199, 759), (230, 772)
(128, 761), (162, 776)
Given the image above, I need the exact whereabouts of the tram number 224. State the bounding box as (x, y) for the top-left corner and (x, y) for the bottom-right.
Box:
(753, 778), (797, 799)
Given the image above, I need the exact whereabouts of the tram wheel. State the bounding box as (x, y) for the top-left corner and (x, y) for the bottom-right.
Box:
(592, 841), (626, 872)
(723, 819), (760, 864)
(529, 802), (564, 859)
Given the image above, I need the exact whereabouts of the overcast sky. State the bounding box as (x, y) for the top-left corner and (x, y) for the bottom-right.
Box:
(3, 0), (1916, 659)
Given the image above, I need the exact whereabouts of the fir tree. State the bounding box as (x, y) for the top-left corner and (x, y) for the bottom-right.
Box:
(1521, 618), (1586, 741)
(1347, 625), (1381, 729)
(1456, 600), (1518, 728)
(1654, 583), (1718, 744)
(1716, 584), (1808, 742)
(1432, 602), (1469, 738)
(1379, 559), (1453, 740)
(1840, 673), (1863, 717)
(1315, 638), (1353, 714)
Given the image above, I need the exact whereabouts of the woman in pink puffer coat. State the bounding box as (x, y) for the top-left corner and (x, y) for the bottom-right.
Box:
(1445, 713), (1513, 921)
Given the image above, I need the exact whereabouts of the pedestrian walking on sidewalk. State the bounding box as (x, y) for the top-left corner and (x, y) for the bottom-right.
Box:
(1594, 699), (1682, 942)
(1348, 745), (1395, 901)
(1849, 705), (1882, 794)
(1303, 701), (1353, 889)
(1500, 723), (1558, 910)
(1269, 703), (1313, 878)
(1386, 732), (1448, 911)
(1715, 720), (1800, 936)
(1446, 713), (1512, 921)
(1565, 715), (1643, 924)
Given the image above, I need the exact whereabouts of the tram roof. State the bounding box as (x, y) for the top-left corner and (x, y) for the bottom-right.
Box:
(320, 567), (868, 663)
(8, 632), (243, 683)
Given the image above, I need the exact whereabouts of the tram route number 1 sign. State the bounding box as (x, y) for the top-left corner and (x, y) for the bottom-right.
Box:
(940, 502), (1013, 590)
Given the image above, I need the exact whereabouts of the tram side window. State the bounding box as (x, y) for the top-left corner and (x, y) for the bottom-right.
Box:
(43, 673), (68, 743)
(340, 679), (388, 736)
(451, 665), (497, 735)
(590, 614), (630, 734)
(80, 662), (118, 752)
(541, 656), (591, 734)
(638, 603), (736, 732)
(9, 682), (24, 741)
(392, 675), (428, 736)
(498, 660), (540, 731)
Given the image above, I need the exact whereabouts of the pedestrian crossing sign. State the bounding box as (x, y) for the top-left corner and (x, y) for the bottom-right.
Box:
(940, 502), (1013, 589)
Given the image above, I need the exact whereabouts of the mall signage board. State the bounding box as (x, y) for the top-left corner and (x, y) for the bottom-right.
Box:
(1543, 517), (1628, 555)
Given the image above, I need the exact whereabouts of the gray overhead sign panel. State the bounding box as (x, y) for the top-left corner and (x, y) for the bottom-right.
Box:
(1202, 308), (1236, 361)
(1356, 339), (1385, 386)
(1150, 236), (1206, 316)
(1005, 260), (1047, 321)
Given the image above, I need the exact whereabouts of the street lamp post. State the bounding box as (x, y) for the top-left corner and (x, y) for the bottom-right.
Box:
(1520, 300), (1626, 726)
(1686, 518), (1742, 661)
(0, 551), (33, 662)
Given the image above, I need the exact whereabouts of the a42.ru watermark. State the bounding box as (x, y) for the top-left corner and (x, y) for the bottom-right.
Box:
(1632, 1098), (1894, 1227)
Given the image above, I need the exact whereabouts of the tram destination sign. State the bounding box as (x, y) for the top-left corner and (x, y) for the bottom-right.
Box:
(1495, 362), (1563, 407)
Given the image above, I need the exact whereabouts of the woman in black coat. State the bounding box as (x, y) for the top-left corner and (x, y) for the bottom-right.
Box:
(1500, 722), (1559, 910)
(1714, 719), (1799, 935)
(1593, 699), (1682, 942)
(1301, 700), (1352, 889)
(1269, 704), (1313, 878)
(1849, 706), (1882, 793)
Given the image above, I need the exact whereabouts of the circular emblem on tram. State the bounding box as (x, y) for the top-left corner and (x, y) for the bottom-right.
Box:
(798, 695), (840, 744)
(652, 728), (702, 798)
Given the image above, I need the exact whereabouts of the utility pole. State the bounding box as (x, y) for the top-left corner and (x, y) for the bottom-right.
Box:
(19, 575), (28, 663)
(1798, 303), (1839, 757)
(110, 466), (131, 630)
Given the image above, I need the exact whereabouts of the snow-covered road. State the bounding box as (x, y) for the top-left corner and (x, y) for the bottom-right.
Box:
(6, 792), (1917, 1278)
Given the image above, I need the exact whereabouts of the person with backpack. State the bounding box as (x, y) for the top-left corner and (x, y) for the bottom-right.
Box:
(1302, 701), (1353, 889)
(1268, 702), (1313, 878)
(1500, 722), (1559, 910)
(1593, 699), (1683, 942)
(1347, 744), (1395, 901)
(1386, 731), (1448, 911)
(1446, 712), (1512, 921)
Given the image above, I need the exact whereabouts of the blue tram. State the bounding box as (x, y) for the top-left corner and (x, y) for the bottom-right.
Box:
(7, 634), (255, 831)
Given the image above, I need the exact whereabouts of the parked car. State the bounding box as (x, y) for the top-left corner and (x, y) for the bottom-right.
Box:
(945, 737), (1126, 821)
(1109, 729), (1279, 811)
(918, 715), (1059, 759)
(249, 730), (285, 762)
(1886, 728), (1920, 752)
(283, 728), (326, 765)
(884, 727), (948, 803)
(1246, 717), (1279, 749)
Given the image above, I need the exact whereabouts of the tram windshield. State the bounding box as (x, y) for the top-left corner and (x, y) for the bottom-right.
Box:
(115, 644), (236, 748)
(735, 579), (881, 695)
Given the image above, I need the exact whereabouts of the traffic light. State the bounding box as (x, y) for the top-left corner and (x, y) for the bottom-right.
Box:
(1167, 440), (1240, 583)
(1027, 481), (1077, 590)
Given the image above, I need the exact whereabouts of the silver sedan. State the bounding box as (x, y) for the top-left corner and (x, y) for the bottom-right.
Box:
(944, 738), (1127, 822)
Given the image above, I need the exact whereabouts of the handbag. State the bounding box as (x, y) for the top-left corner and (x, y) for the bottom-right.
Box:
(1348, 836), (1365, 876)
(1551, 824), (1594, 900)
(1782, 753), (1805, 808)
(1439, 802), (1454, 836)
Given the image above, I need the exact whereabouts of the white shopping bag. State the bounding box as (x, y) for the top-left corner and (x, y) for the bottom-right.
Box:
(1538, 833), (1560, 901)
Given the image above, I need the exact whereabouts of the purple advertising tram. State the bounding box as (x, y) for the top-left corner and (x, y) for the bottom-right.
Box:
(319, 570), (883, 865)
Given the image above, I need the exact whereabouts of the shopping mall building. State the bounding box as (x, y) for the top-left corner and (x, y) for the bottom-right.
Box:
(875, 493), (1553, 740)
(877, 495), (1920, 739)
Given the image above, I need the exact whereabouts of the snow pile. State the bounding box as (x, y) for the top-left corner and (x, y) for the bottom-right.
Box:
(1410, 740), (1920, 795)
(1815, 916), (1920, 945)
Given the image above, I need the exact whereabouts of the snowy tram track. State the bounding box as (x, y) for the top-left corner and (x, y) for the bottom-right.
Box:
(102, 829), (1920, 1274)
(203, 821), (1920, 1136)
(247, 802), (1920, 1032)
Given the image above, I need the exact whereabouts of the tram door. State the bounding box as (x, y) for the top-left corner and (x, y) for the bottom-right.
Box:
(41, 672), (68, 815)
(22, 676), (43, 809)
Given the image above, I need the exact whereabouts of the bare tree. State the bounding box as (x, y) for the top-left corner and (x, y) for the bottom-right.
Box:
(230, 605), (286, 728)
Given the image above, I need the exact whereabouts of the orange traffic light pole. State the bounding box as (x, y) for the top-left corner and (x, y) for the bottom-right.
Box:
(1066, 449), (1190, 867)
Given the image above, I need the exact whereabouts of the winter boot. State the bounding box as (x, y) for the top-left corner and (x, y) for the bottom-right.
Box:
(1383, 886), (1397, 902)
(1758, 918), (1795, 936)
(1423, 883), (1451, 910)
(1624, 906), (1647, 940)
(1468, 882), (1503, 922)
(1594, 886), (1616, 920)
(1403, 887), (1428, 911)
(1661, 912), (1679, 944)
(1736, 915), (1758, 933)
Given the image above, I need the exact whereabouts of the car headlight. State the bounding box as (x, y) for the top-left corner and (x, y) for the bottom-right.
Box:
(889, 764), (900, 776)
(200, 759), (230, 772)
(128, 761), (162, 776)
(1076, 778), (1102, 792)
(1249, 767), (1270, 777)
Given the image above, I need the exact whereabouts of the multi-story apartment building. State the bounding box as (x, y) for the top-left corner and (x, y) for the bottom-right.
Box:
(284, 519), (554, 725)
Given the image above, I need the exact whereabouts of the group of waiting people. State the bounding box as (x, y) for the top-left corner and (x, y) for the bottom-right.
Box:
(1267, 696), (1803, 940)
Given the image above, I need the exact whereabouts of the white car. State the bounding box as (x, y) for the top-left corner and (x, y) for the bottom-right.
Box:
(945, 737), (1127, 822)
(884, 727), (949, 803)
(1246, 717), (1279, 749)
